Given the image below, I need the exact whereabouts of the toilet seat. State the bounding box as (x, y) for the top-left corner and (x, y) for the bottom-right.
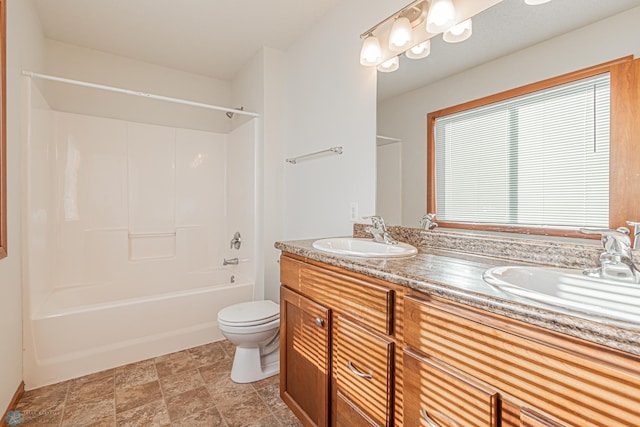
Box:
(217, 300), (280, 327)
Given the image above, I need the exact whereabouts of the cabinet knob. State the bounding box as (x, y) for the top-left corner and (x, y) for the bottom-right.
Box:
(315, 317), (324, 327)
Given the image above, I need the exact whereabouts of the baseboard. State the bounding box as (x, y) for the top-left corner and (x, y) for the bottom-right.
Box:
(1, 382), (24, 427)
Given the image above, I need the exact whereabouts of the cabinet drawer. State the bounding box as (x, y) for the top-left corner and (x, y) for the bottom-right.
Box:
(336, 391), (378, 427)
(334, 315), (394, 426)
(281, 255), (393, 335)
(404, 295), (640, 427)
(520, 408), (569, 427)
(404, 350), (498, 427)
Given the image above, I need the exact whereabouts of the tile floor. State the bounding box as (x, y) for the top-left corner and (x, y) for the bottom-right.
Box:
(13, 340), (302, 427)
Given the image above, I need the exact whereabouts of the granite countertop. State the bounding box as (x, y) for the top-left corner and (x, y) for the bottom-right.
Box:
(275, 237), (640, 357)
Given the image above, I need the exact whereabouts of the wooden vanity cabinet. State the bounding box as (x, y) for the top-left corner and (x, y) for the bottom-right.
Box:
(280, 253), (640, 427)
(403, 295), (640, 427)
(280, 254), (399, 427)
(280, 286), (331, 427)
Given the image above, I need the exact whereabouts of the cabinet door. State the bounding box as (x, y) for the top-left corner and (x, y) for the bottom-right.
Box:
(403, 350), (498, 427)
(280, 286), (330, 427)
(334, 315), (394, 427)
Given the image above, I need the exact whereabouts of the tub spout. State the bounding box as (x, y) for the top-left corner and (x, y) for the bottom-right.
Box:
(223, 258), (239, 266)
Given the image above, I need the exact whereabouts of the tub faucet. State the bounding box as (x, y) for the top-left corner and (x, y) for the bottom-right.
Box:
(580, 227), (640, 283)
(363, 215), (397, 245)
(223, 257), (239, 266)
(230, 232), (242, 250)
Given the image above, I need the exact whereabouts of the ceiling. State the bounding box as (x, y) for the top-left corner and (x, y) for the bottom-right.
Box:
(33, 0), (640, 98)
(378, 0), (640, 100)
(34, 0), (342, 81)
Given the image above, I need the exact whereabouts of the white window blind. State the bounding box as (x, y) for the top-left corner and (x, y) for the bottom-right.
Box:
(435, 73), (610, 228)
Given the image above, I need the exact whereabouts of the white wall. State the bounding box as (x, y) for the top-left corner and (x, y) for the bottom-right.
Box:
(43, 40), (232, 133)
(378, 6), (640, 227)
(376, 141), (402, 226)
(231, 47), (286, 302)
(282, 0), (399, 240)
(2, 0), (46, 412)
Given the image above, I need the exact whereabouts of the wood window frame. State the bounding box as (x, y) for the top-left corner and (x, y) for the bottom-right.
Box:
(0, 0), (6, 259)
(427, 56), (639, 240)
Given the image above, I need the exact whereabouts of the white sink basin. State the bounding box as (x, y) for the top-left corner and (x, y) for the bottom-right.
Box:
(312, 238), (417, 258)
(483, 266), (640, 325)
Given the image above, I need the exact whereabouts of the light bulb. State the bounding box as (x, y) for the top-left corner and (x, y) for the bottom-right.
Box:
(389, 17), (413, 51)
(360, 36), (382, 66)
(377, 57), (399, 73)
(405, 40), (431, 59)
(443, 19), (472, 43)
(426, 0), (456, 33)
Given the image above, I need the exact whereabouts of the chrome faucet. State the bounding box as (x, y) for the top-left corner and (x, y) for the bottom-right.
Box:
(223, 257), (239, 266)
(420, 213), (438, 230)
(363, 215), (397, 245)
(627, 221), (640, 249)
(580, 227), (640, 283)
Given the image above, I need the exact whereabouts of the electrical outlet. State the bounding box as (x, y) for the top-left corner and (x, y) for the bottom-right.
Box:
(350, 202), (359, 222)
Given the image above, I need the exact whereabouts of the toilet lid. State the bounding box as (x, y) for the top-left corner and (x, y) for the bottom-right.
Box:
(217, 300), (280, 327)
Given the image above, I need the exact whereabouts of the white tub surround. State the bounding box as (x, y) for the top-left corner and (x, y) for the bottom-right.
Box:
(23, 81), (258, 388)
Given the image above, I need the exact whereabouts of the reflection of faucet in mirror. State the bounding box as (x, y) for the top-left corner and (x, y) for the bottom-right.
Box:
(628, 221), (640, 249)
(364, 215), (398, 245)
(420, 213), (438, 230)
(580, 227), (640, 283)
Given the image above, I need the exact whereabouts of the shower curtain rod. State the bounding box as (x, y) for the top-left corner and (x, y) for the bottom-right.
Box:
(21, 70), (260, 118)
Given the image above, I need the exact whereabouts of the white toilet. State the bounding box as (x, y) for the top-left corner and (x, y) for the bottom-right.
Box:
(217, 300), (280, 383)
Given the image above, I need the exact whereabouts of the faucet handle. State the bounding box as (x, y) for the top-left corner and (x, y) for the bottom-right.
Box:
(581, 227), (632, 256)
(363, 215), (386, 229)
(628, 221), (640, 250)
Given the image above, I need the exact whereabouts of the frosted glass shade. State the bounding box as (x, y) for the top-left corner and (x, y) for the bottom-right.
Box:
(389, 17), (413, 51)
(405, 40), (431, 59)
(360, 36), (382, 66)
(377, 57), (399, 73)
(443, 19), (473, 43)
(525, 0), (551, 4)
(426, 0), (456, 33)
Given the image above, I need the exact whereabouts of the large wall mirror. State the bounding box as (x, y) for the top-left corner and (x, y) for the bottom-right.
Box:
(0, 0), (6, 259)
(376, 0), (640, 229)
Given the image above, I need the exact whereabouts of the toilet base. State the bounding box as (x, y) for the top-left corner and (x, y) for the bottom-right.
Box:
(230, 346), (280, 384)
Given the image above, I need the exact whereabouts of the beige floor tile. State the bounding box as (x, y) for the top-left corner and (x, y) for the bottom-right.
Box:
(171, 406), (226, 427)
(15, 341), (301, 427)
(115, 380), (163, 413)
(17, 382), (69, 409)
(217, 390), (272, 427)
(164, 386), (215, 422)
(188, 342), (229, 367)
(115, 359), (158, 390)
(115, 398), (170, 427)
(154, 350), (196, 378)
(61, 397), (115, 427)
(66, 375), (114, 405)
(159, 368), (205, 397)
(252, 374), (279, 392)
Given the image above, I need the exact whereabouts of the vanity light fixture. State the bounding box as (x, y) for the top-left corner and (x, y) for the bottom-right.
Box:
(405, 40), (431, 59)
(443, 18), (472, 43)
(426, 0), (456, 33)
(360, 0), (503, 73)
(524, 0), (551, 4)
(377, 56), (400, 73)
(389, 17), (413, 51)
(360, 35), (382, 66)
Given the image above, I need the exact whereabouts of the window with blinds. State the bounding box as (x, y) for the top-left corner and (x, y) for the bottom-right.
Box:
(434, 73), (610, 228)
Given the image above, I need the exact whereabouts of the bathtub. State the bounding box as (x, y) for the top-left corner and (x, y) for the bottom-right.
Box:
(23, 268), (253, 388)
